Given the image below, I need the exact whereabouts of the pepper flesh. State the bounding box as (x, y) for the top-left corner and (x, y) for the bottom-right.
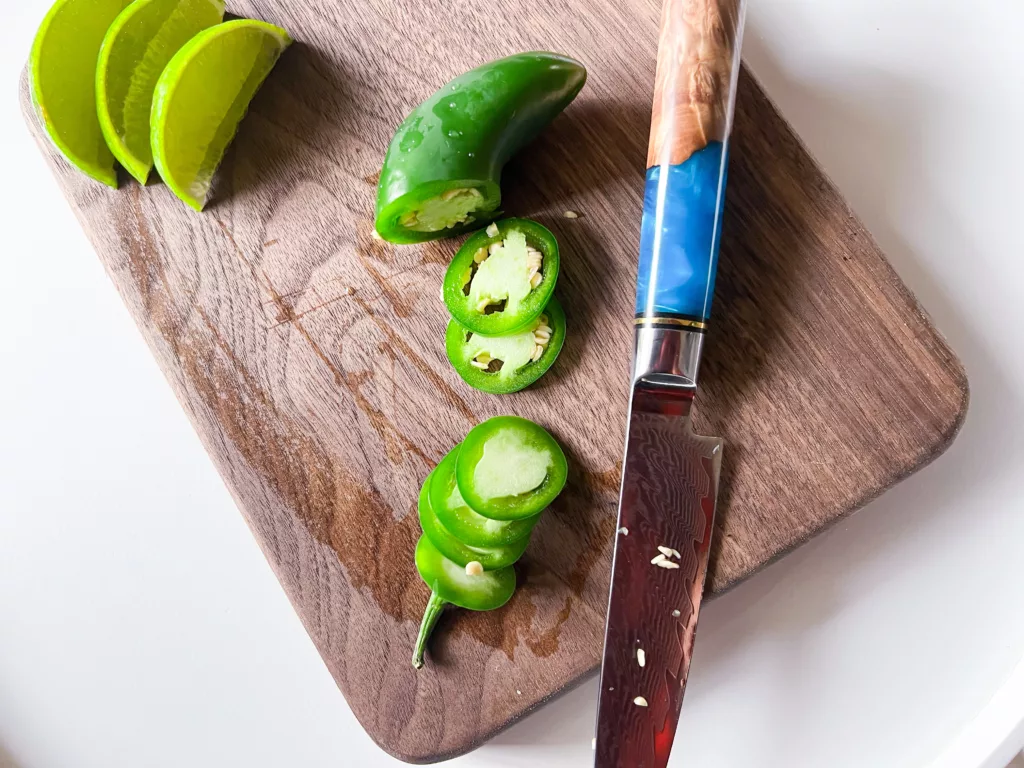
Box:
(376, 53), (587, 244)
(457, 416), (568, 521)
(446, 296), (566, 394)
(418, 472), (529, 570)
(443, 218), (560, 336)
(429, 446), (541, 547)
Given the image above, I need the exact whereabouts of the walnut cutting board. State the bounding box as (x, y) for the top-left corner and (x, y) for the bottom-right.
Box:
(21, 0), (968, 761)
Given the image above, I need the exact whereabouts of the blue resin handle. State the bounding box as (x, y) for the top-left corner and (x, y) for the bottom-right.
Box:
(635, 0), (745, 328)
(636, 143), (729, 323)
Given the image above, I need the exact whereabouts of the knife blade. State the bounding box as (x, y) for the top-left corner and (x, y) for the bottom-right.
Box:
(594, 0), (746, 765)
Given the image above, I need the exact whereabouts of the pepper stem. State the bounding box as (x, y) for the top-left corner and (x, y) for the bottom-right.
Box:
(412, 591), (447, 669)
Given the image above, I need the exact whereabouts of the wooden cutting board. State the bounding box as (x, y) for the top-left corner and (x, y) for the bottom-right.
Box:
(21, 0), (968, 761)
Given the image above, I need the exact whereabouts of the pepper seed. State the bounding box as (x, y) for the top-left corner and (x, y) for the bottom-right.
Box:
(465, 561), (484, 576)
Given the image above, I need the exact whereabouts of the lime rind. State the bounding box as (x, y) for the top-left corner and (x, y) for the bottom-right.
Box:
(97, 0), (225, 184)
(150, 19), (292, 211)
(30, 0), (133, 188)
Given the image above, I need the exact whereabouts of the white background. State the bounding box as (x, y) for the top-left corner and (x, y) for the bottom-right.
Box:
(2, 0), (1023, 766)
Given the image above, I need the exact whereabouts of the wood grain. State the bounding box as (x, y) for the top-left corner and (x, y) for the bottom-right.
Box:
(20, 0), (968, 761)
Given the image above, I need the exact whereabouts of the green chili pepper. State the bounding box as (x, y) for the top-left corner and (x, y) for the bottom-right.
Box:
(412, 536), (517, 668)
(418, 472), (529, 570)
(414, 536), (517, 611)
(375, 53), (587, 244)
(429, 446), (541, 548)
(457, 416), (568, 521)
(412, 417), (568, 669)
(446, 296), (566, 394)
(443, 218), (560, 336)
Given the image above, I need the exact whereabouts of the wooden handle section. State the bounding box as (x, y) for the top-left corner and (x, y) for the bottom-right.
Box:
(647, 0), (743, 168)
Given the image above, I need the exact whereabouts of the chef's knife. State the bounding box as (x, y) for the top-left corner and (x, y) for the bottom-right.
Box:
(594, 0), (746, 765)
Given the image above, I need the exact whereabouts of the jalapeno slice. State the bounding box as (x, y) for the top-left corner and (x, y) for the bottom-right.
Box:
(446, 296), (566, 395)
(456, 416), (568, 521)
(414, 536), (516, 612)
(429, 446), (541, 548)
(442, 219), (560, 336)
(417, 472), (528, 570)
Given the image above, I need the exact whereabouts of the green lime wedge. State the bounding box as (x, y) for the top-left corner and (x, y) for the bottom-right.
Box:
(97, 0), (225, 185)
(151, 19), (292, 211)
(30, 0), (133, 187)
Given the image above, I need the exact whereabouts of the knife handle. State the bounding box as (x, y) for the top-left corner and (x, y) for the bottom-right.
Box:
(635, 0), (747, 331)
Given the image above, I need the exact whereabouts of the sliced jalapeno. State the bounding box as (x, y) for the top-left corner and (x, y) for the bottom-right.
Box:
(375, 53), (586, 244)
(412, 535), (517, 668)
(418, 472), (528, 570)
(443, 219), (560, 336)
(456, 416), (568, 521)
(412, 418), (568, 669)
(446, 296), (566, 394)
(415, 536), (516, 611)
(429, 446), (541, 548)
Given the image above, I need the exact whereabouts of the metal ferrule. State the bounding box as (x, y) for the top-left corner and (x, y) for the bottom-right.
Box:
(632, 326), (706, 391)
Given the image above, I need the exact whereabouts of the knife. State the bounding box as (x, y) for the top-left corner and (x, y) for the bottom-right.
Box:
(594, 0), (746, 765)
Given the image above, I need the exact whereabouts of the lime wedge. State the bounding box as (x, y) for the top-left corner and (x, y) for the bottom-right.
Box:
(97, 0), (225, 184)
(151, 19), (292, 211)
(30, 0), (133, 187)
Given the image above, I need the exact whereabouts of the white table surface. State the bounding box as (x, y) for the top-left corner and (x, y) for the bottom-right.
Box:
(2, 1), (1023, 766)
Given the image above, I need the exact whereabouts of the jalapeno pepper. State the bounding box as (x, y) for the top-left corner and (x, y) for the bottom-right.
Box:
(412, 537), (517, 668)
(414, 536), (516, 611)
(418, 472), (529, 570)
(412, 418), (568, 669)
(443, 218), (560, 336)
(457, 416), (568, 521)
(446, 296), (566, 394)
(375, 54), (587, 244)
(429, 446), (541, 548)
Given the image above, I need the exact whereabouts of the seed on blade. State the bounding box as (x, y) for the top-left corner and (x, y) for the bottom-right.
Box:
(633, 696), (648, 707)
(658, 545), (681, 559)
(651, 553), (667, 565)
(618, 527), (629, 536)
(656, 560), (681, 570)
(637, 648), (646, 667)
(672, 609), (681, 617)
